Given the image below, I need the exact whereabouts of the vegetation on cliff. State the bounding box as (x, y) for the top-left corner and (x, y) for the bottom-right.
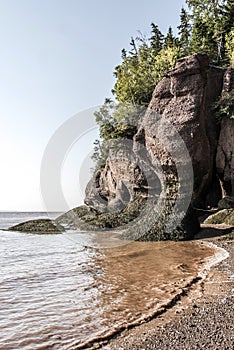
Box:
(86, 1), (234, 241)
(93, 0), (234, 167)
(215, 88), (234, 121)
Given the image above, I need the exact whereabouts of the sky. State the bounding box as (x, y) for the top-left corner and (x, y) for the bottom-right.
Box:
(0, 0), (185, 211)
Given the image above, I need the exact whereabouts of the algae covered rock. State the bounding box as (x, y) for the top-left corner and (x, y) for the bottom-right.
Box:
(56, 205), (97, 229)
(58, 197), (148, 231)
(82, 196), (147, 231)
(204, 209), (234, 225)
(9, 219), (65, 233)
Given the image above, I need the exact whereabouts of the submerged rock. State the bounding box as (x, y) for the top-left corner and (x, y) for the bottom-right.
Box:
(9, 219), (65, 234)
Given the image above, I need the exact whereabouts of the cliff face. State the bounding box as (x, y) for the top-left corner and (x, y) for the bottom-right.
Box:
(216, 68), (234, 198)
(137, 54), (223, 208)
(84, 54), (233, 240)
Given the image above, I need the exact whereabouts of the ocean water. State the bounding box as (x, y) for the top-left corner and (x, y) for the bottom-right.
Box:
(0, 212), (214, 349)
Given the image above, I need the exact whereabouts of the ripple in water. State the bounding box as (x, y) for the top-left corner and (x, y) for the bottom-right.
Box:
(0, 214), (214, 350)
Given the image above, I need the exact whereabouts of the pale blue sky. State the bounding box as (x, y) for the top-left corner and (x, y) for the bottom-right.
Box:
(0, 0), (185, 211)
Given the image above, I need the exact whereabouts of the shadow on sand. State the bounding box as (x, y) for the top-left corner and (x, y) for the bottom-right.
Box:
(194, 224), (234, 240)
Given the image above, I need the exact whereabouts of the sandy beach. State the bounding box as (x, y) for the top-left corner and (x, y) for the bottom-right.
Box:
(95, 228), (234, 350)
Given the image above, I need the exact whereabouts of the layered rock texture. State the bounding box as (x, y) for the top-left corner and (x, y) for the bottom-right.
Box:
(81, 54), (234, 240)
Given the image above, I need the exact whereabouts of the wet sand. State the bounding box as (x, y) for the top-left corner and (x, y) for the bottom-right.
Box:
(93, 227), (234, 350)
(69, 240), (215, 350)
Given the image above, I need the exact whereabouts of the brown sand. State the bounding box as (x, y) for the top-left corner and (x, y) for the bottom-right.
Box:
(93, 227), (234, 350)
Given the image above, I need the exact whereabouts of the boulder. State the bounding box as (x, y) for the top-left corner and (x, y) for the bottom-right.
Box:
(204, 209), (234, 225)
(218, 196), (234, 209)
(9, 219), (65, 234)
(56, 205), (97, 230)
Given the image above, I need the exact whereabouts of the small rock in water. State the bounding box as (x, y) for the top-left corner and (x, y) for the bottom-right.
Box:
(8, 219), (65, 234)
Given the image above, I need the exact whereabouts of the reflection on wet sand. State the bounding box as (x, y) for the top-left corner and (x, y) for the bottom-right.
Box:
(73, 240), (214, 349)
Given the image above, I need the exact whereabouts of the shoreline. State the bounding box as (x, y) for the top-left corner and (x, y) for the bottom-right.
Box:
(89, 230), (233, 350)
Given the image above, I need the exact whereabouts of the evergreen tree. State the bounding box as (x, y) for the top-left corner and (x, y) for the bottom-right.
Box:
(150, 23), (164, 54)
(121, 48), (127, 60)
(129, 37), (138, 57)
(164, 27), (177, 47)
(112, 56), (138, 105)
(178, 7), (191, 56)
(186, 0), (224, 63)
(189, 15), (216, 58)
(222, 0), (234, 33)
(225, 28), (234, 65)
(221, 0), (234, 63)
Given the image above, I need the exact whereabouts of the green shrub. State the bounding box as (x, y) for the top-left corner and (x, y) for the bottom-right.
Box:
(214, 90), (234, 121)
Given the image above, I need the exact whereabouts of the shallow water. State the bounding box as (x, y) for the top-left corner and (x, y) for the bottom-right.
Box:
(0, 213), (214, 349)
